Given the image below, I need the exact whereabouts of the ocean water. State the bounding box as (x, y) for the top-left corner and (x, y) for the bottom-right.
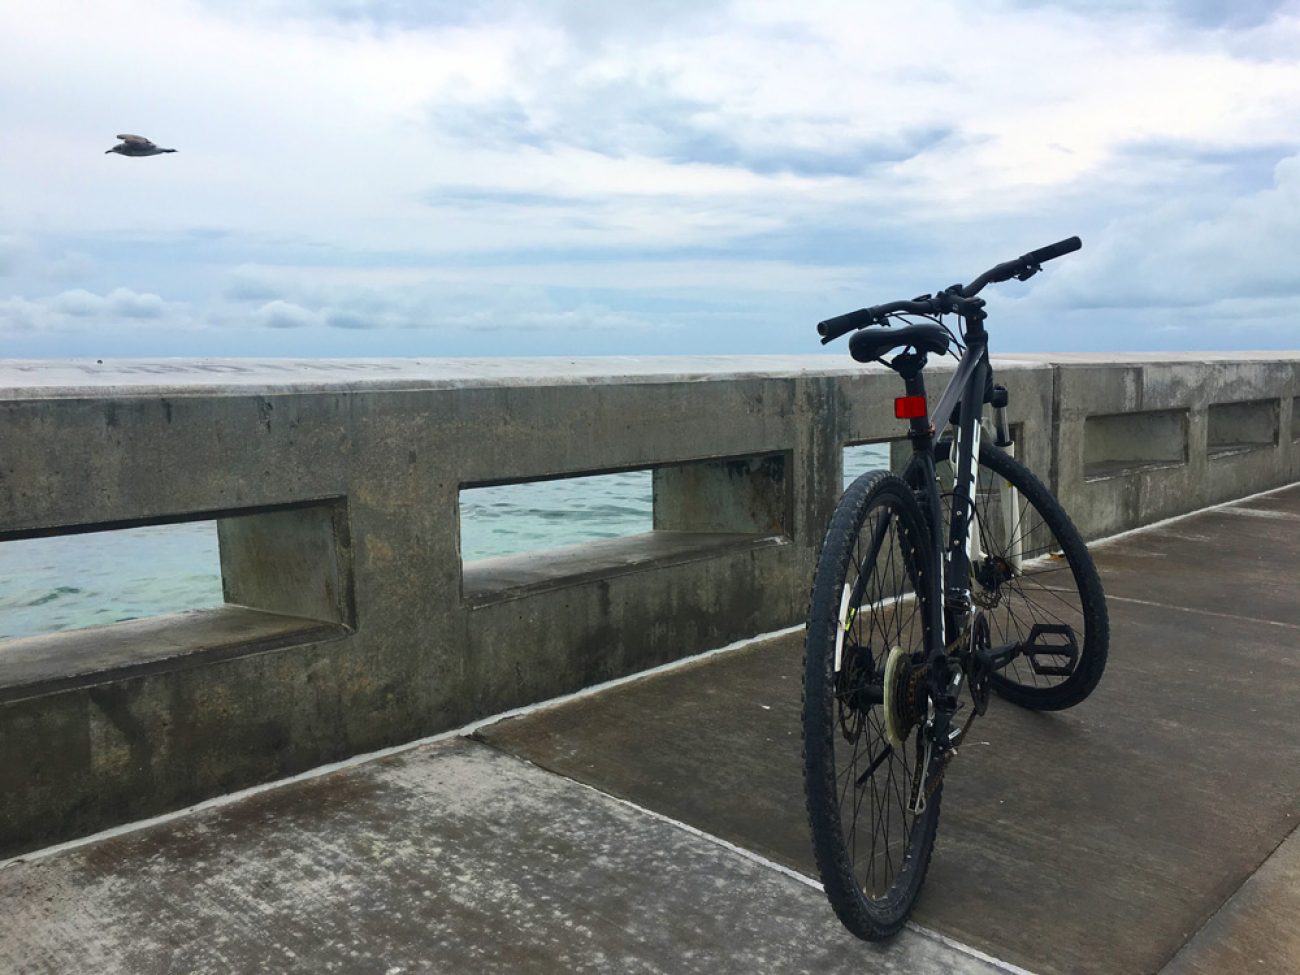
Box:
(0, 443), (893, 641)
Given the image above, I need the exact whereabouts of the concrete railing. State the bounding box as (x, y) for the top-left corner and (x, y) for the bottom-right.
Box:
(2, 353), (1297, 857)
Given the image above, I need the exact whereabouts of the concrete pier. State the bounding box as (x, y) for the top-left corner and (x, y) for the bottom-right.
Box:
(3, 354), (1297, 857)
(1, 354), (1298, 972)
(2, 484), (1297, 974)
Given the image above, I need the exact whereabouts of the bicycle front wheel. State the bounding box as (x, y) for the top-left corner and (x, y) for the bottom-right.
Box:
(803, 469), (941, 941)
(910, 440), (1108, 710)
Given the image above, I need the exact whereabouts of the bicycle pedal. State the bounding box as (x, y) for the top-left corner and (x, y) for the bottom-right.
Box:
(1022, 623), (1079, 676)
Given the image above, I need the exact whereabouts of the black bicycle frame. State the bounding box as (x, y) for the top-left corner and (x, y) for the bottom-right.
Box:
(896, 321), (992, 656)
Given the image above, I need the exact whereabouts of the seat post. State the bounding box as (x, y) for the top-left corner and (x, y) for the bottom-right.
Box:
(890, 351), (933, 440)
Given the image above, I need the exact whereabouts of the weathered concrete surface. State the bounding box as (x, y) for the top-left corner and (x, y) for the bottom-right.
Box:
(481, 485), (1300, 975)
(0, 606), (346, 704)
(1159, 824), (1300, 975)
(0, 739), (1006, 975)
(1, 355), (1294, 858)
(1089, 485), (1300, 627)
(1036, 355), (1300, 538)
(0, 357), (1052, 856)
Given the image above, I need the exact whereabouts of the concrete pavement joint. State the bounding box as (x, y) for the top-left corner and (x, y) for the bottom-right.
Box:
(490, 746), (1039, 975)
(1103, 594), (1300, 631)
(1215, 507), (1300, 520)
(1087, 480), (1300, 549)
(6, 479), (1295, 964)
(8, 479), (1295, 872)
(458, 622), (805, 738)
(0, 622), (804, 871)
(906, 923), (1042, 975)
(1153, 818), (1300, 974)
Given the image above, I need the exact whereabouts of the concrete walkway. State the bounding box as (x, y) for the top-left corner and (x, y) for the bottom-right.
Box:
(3, 486), (1298, 974)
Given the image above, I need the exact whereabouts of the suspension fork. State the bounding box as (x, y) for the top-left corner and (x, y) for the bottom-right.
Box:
(987, 384), (1023, 572)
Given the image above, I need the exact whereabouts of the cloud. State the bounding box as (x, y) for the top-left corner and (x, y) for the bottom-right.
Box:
(1005, 0), (1295, 31)
(4, 1), (1300, 356)
(56, 287), (168, 318)
(230, 275), (668, 334)
(254, 299), (321, 329)
(0, 235), (34, 277)
(432, 81), (956, 178)
(224, 0), (730, 42)
(1035, 152), (1300, 309)
(0, 287), (186, 332)
(224, 276), (284, 302)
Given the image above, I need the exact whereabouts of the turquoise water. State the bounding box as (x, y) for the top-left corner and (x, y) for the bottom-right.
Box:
(0, 522), (224, 640)
(0, 443), (893, 640)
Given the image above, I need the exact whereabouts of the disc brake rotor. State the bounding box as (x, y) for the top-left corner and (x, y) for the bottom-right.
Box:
(836, 642), (877, 738)
(973, 556), (1014, 609)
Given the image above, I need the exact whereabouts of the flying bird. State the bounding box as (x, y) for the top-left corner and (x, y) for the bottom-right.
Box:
(105, 134), (176, 157)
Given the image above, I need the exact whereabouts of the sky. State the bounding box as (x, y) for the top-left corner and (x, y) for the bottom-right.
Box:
(3, 0), (1300, 359)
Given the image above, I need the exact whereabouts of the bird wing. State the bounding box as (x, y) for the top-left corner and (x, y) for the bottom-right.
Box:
(116, 134), (155, 146)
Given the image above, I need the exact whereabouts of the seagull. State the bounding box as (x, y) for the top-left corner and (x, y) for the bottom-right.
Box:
(105, 134), (176, 157)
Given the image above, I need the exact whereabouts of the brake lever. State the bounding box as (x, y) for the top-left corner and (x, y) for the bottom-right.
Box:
(1015, 263), (1042, 282)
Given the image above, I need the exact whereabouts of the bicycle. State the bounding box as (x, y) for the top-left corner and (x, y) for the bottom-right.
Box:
(801, 237), (1109, 940)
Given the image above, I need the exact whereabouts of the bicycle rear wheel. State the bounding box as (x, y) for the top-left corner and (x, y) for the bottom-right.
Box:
(803, 469), (941, 940)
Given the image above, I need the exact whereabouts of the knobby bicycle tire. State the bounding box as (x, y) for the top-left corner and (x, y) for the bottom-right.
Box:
(803, 469), (942, 940)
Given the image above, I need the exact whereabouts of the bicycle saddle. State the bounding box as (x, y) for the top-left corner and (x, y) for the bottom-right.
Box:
(848, 323), (950, 363)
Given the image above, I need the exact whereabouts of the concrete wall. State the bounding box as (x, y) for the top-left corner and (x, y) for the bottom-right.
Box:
(1028, 354), (1300, 538)
(1, 353), (1297, 856)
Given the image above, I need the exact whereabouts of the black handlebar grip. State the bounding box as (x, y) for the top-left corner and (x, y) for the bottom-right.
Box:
(817, 307), (877, 342)
(1022, 236), (1081, 265)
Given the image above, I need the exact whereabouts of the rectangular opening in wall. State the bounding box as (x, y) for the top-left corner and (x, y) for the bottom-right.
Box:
(1084, 409), (1188, 480)
(460, 470), (653, 561)
(1208, 399), (1279, 458)
(461, 452), (789, 605)
(0, 522), (223, 642)
(0, 499), (352, 703)
(843, 440), (905, 488)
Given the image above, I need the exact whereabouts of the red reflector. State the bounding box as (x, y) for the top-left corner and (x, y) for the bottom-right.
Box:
(894, 396), (928, 419)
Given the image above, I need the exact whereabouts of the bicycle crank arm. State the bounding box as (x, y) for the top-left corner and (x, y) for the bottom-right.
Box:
(977, 642), (1021, 672)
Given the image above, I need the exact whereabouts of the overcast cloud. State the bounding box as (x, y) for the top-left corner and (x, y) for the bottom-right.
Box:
(3, 0), (1300, 357)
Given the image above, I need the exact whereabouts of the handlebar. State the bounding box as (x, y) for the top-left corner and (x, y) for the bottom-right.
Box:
(818, 300), (950, 343)
(959, 235), (1081, 298)
(817, 236), (1081, 343)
